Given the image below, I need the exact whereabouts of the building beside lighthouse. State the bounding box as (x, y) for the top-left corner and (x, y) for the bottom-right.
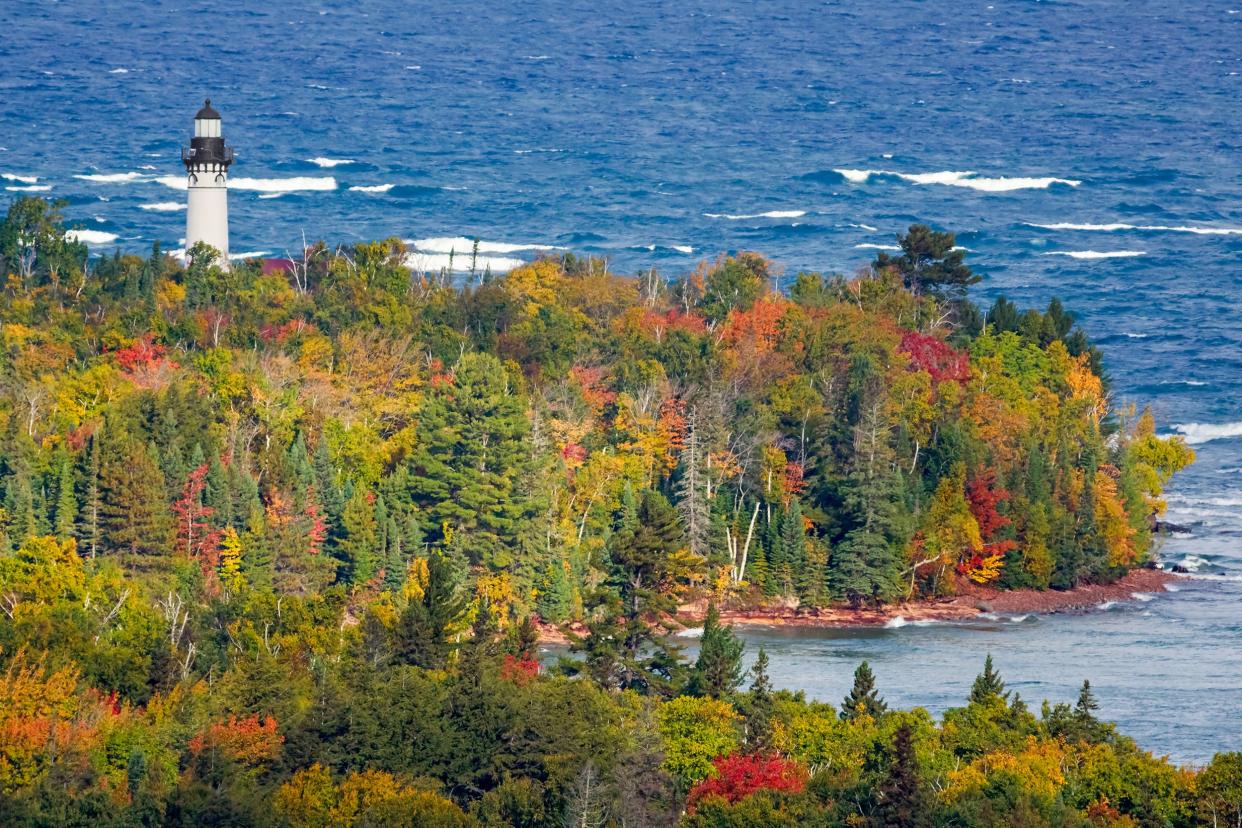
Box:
(182, 99), (233, 264)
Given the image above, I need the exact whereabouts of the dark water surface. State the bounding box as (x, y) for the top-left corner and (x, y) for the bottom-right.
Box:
(3, 0), (1241, 764)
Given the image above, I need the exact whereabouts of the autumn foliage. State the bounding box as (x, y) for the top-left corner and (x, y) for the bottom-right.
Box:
(687, 753), (809, 812)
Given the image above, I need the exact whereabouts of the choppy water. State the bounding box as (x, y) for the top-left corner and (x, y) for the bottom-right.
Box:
(3, 0), (1240, 764)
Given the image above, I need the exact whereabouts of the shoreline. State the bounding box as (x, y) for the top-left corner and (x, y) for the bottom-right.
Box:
(537, 568), (1175, 643)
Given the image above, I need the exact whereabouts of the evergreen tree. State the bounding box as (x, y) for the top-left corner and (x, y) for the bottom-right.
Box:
(536, 559), (573, 623)
(100, 438), (173, 561)
(1075, 679), (1100, 720)
(744, 647), (775, 753)
(340, 488), (379, 586)
(83, 431), (102, 559)
(871, 724), (926, 827)
(607, 489), (692, 695)
(841, 661), (887, 720)
(777, 498), (808, 598)
(53, 450), (77, 542)
(873, 223), (980, 301)
(204, 451), (233, 530)
(969, 654), (1009, 704)
(687, 603), (744, 699)
(395, 551), (468, 669)
(406, 352), (531, 569)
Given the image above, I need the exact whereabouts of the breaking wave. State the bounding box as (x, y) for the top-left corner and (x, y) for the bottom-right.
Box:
(1042, 250), (1147, 259)
(408, 237), (559, 255)
(836, 169), (1081, 191)
(306, 157), (355, 167)
(139, 202), (186, 211)
(1028, 221), (1242, 236)
(704, 210), (807, 220)
(1, 172), (39, 183)
(74, 171), (148, 183)
(65, 229), (119, 244)
(154, 175), (337, 192)
(5, 185), (51, 192)
(349, 183), (395, 193)
(405, 252), (525, 273)
(1171, 422), (1242, 444)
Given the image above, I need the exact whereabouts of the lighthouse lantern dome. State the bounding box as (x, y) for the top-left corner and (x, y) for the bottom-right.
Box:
(194, 99), (222, 138)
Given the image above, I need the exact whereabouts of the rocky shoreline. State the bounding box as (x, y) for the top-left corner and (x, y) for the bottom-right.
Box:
(537, 568), (1176, 643)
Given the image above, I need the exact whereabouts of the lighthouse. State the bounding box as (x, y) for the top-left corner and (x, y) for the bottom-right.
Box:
(181, 99), (233, 264)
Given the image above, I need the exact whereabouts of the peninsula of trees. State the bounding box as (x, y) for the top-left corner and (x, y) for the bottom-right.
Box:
(0, 196), (1218, 826)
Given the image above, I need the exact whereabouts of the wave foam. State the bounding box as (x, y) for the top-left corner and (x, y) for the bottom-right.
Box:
(1171, 422), (1242, 444)
(1029, 221), (1242, 236)
(405, 252), (525, 273)
(704, 210), (807, 220)
(5, 185), (51, 192)
(1132, 592), (1156, 602)
(1, 172), (38, 184)
(671, 245), (694, 254)
(883, 616), (908, 628)
(837, 169), (1081, 191)
(65, 229), (118, 245)
(409, 237), (558, 255)
(349, 183), (395, 193)
(675, 626), (704, 638)
(75, 171), (147, 183)
(154, 175), (337, 192)
(139, 201), (186, 211)
(855, 243), (901, 251)
(228, 251), (272, 260)
(1042, 250), (1146, 259)
(307, 157), (355, 168)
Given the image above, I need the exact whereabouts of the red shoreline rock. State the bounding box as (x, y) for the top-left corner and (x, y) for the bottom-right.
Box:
(536, 568), (1175, 642)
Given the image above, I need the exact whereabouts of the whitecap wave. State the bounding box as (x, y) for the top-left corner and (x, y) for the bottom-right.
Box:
(1123, 332), (1148, 338)
(75, 171), (148, 183)
(855, 243), (901, 251)
(5, 185), (51, 192)
(349, 183), (395, 193)
(1028, 221), (1242, 236)
(1097, 601), (1118, 611)
(836, 169), (1081, 191)
(1042, 250), (1147, 259)
(1132, 592), (1156, 602)
(704, 210), (807, 220)
(405, 252), (525, 273)
(154, 175), (337, 192)
(65, 229), (118, 245)
(671, 245), (695, 254)
(1, 172), (38, 183)
(1171, 422), (1242, 444)
(408, 236), (559, 255)
(307, 157), (355, 168)
(1177, 554), (1212, 572)
(1165, 582), (1181, 592)
(109, 68), (129, 74)
(228, 251), (272, 260)
(850, 222), (879, 232)
(883, 616), (908, 628)
(139, 201), (186, 211)
(676, 626), (704, 638)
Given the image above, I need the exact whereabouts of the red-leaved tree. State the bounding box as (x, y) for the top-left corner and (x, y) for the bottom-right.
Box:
(687, 753), (809, 813)
(172, 464), (221, 576)
(900, 330), (970, 384)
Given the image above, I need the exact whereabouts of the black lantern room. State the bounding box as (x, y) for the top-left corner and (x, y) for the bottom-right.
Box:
(181, 99), (234, 177)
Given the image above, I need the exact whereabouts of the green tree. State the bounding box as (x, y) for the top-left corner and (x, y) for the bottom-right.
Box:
(406, 352), (531, 570)
(841, 661), (887, 721)
(395, 551), (468, 669)
(687, 603), (745, 699)
(100, 438), (173, 560)
(969, 654), (1008, 704)
(744, 647), (775, 753)
(871, 724), (926, 827)
(873, 224), (979, 301)
(340, 488), (379, 586)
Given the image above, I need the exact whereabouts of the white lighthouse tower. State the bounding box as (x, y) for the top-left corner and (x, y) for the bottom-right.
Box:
(182, 99), (233, 265)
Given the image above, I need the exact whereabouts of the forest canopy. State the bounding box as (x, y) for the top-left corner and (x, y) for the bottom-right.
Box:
(0, 197), (1211, 826)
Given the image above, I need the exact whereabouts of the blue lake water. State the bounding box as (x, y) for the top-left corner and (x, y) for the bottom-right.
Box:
(2, 0), (1240, 764)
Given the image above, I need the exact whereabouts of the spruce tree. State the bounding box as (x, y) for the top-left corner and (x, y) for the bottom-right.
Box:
(687, 603), (744, 699)
(100, 438), (173, 561)
(745, 647), (775, 753)
(396, 551), (467, 669)
(340, 488), (379, 586)
(1075, 679), (1099, 720)
(969, 654), (1008, 704)
(841, 661), (887, 720)
(872, 724), (926, 827)
(53, 451), (77, 542)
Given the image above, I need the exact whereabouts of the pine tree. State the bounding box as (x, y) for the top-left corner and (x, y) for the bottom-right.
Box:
(3, 470), (38, 546)
(841, 661), (887, 720)
(83, 432), (102, 559)
(607, 490), (693, 695)
(53, 450), (77, 541)
(745, 647), (775, 753)
(100, 438), (173, 561)
(241, 504), (274, 590)
(969, 654), (1008, 704)
(871, 724), (926, 827)
(205, 451), (233, 530)
(536, 559), (573, 623)
(777, 498), (808, 599)
(340, 488), (379, 586)
(687, 603), (745, 699)
(406, 352), (531, 569)
(395, 551), (468, 669)
(313, 435), (344, 526)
